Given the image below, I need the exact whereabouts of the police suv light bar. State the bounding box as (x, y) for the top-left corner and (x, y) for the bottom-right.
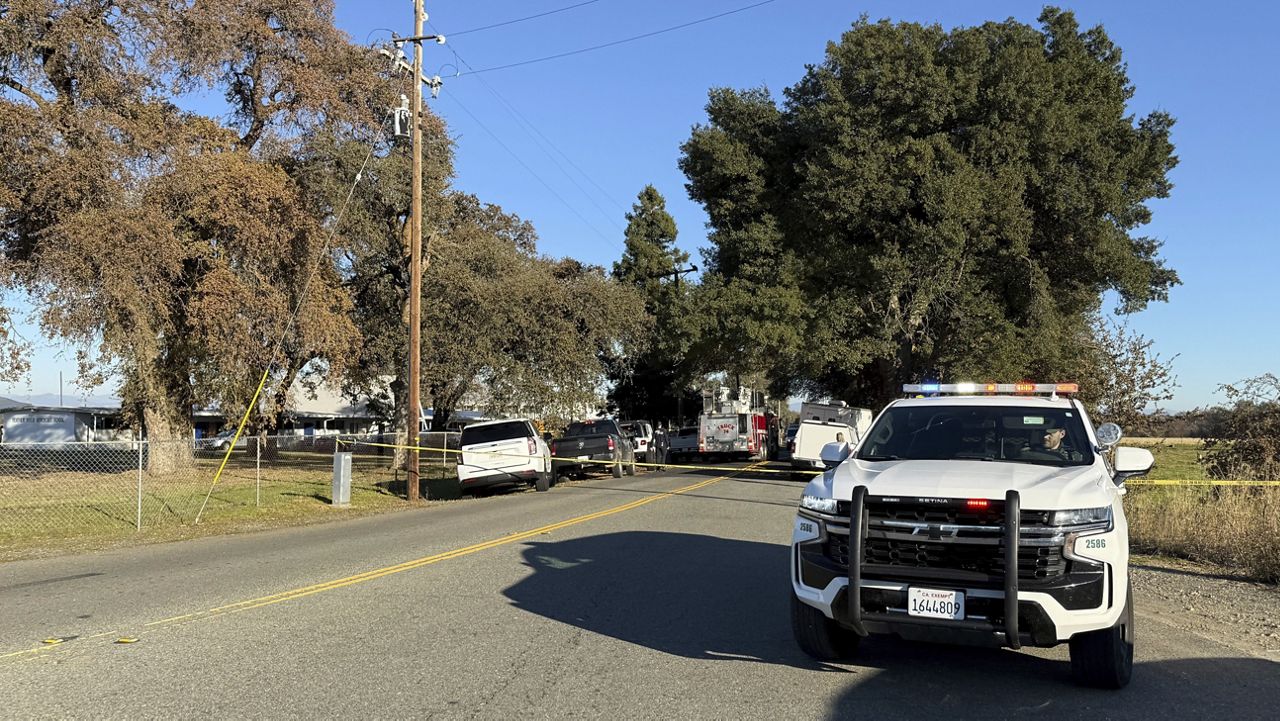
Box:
(903, 382), (1079, 395)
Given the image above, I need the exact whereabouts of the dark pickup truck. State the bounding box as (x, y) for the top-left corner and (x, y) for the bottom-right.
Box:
(550, 419), (637, 479)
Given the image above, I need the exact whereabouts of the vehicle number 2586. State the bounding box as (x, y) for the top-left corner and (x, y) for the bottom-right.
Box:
(1084, 538), (1107, 550)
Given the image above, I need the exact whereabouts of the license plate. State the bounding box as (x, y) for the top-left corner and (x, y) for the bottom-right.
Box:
(908, 587), (965, 620)
(576, 455), (590, 461)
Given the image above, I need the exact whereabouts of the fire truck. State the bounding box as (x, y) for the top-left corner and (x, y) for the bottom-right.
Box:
(697, 386), (773, 461)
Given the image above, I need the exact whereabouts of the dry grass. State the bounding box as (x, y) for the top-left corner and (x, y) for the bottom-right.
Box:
(1125, 441), (1280, 582)
(1125, 436), (1204, 446)
(1127, 486), (1280, 582)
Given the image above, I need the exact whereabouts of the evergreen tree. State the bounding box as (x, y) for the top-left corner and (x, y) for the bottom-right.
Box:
(608, 186), (700, 423)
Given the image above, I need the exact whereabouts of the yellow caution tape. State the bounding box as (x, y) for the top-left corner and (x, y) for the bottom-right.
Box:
(334, 439), (1280, 487)
(1127, 479), (1280, 487)
(338, 438), (799, 475)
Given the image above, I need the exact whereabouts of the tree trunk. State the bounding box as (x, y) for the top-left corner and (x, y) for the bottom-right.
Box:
(430, 404), (452, 432)
(389, 376), (408, 470)
(143, 401), (193, 474)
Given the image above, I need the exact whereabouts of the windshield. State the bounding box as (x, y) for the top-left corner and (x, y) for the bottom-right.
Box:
(854, 405), (1094, 466)
(567, 420), (620, 437)
(460, 421), (530, 446)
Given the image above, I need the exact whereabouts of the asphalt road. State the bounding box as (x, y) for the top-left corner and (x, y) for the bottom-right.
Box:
(1, 462), (1277, 719)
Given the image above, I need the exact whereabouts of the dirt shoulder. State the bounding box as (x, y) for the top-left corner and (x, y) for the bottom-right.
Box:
(1132, 553), (1280, 659)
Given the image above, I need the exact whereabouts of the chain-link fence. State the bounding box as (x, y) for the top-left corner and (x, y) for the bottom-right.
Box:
(0, 432), (460, 549)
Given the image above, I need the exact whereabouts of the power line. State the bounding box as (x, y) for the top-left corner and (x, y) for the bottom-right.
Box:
(441, 91), (622, 250)
(443, 0), (604, 38)
(457, 0), (779, 76)
(431, 30), (628, 230)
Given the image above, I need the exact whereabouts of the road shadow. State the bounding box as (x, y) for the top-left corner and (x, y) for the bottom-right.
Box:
(506, 532), (1280, 716)
(825, 645), (1280, 720)
(503, 531), (841, 671)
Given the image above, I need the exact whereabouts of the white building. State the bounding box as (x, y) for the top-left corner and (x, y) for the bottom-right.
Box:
(0, 397), (129, 443)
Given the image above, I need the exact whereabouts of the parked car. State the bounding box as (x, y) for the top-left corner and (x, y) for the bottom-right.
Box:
(208, 429), (248, 451)
(550, 419), (636, 480)
(457, 419), (553, 494)
(667, 426), (699, 462)
(782, 422), (800, 458)
(619, 420), (655, 463)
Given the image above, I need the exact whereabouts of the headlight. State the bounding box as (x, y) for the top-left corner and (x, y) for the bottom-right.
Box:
(1050, 507), (1112, 527)
(800, 495), (838, 515)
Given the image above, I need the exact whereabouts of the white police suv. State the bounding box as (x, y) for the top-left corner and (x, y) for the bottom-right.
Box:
(790, 383), (1155, 688)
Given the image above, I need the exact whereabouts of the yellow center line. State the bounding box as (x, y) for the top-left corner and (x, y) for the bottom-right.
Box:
(5, 467), (744, 662)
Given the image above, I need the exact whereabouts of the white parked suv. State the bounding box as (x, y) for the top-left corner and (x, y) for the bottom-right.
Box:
(457, 419), (553, 494)
(620, 420), (655, 463)
(790, 383), (1154, 688)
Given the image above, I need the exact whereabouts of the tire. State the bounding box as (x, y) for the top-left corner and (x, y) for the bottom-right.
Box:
(1069, 583), (1134, 689)
(791, 594), (860, 661)
(611, 459), (623, 478)
(535, 472), (551, 492)
(625, 456), (637, 476)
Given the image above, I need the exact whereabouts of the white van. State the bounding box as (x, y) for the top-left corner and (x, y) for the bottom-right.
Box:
(457, 419), (553, 494)
(791, 408), (872, 474)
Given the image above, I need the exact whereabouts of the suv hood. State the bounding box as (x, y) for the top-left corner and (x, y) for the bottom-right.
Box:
(825, 459), (1113, 511)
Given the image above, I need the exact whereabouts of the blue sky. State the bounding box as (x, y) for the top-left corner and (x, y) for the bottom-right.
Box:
(4, 1), (1277, 411)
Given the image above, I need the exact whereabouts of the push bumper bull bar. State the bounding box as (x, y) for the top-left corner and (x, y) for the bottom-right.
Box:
(845, 486), (1023, 649)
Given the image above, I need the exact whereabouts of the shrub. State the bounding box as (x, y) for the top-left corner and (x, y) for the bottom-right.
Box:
(1200, 374), (1280, 481)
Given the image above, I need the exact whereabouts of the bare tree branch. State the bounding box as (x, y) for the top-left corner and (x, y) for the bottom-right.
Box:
(0, 76), (49, 108)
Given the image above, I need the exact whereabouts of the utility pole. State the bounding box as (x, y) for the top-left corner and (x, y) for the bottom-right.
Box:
(397, 1), (445, 502)
(649, 264), (698, 289)
(406, 0), (424, 502)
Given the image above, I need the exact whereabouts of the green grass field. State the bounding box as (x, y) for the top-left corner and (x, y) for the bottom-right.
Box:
(1136, 442), (1205, 482)
(0, 449), (463, 561)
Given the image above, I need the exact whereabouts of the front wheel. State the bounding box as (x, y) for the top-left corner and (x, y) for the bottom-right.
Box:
(1069, 583), (1134, 689)
(791, 594), (860, 661)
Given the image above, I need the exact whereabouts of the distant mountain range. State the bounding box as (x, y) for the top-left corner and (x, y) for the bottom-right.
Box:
(0, 393), (121, 409)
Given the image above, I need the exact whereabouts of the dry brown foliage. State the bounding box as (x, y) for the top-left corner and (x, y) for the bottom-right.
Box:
(1, 1), (399, 462)
(1127, 486), (1280, 582)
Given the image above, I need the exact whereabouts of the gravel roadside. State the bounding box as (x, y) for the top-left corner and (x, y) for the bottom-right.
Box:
(1132, 554), (1280, 659)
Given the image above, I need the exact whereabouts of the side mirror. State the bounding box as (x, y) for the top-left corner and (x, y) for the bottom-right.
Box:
(1096, 422), (1123, 449)
(820, 441), (849, 469)
(1112, 446), (1154, 486)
